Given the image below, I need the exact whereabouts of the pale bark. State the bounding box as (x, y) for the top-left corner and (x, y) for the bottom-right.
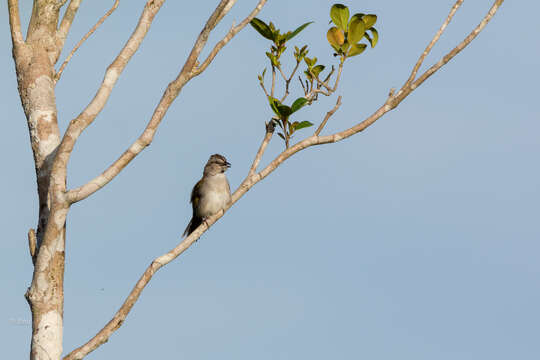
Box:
(6, 0), (503, 359)
(63, 1), (504, 358)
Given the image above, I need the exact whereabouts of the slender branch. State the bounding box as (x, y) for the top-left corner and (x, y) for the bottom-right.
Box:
(55, 0), (120, 82)
(314, 96), (342, 136)
(403, 0), (464, 89)
(271, 65), (276, 97)
(54, 0), (167, 203)
(56, 0), (83, 60)
(63, 1), (503, 358)
(259, 80), (270, 97)
(65, 0), (266, 204)
(279, 60), (301, 102)
(249, 122), (275, 176)
(7, 0), (25, 47)
(192, 0), (267, 76)
(411, 0), (503, 91)
(395, 0), (504, 104)
(299, 76), (307, 95)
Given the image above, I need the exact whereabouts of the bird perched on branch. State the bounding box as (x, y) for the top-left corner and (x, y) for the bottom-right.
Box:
(183, 154), (232, 237)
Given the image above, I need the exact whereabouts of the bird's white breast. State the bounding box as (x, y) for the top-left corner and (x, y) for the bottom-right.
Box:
(198, 173), (231, 217)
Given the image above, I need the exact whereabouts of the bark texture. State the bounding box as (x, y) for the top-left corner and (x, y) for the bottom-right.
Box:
(6, 0), (502, 359)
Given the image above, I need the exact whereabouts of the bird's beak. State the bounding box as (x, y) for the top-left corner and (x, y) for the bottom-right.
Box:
(225, 161), (231, 168)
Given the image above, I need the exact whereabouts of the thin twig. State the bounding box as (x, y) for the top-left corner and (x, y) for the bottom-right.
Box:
(271, 65), (276, 97)
(315, 96), (342, 136)
(299, 76), (307, 95)
(259, 80), (270, 97)
(192, 0), (268, 76)
(56, 0), (120, 82)
(64, 0), (266, 204)
(249, 122), (275, 176)
(403, 0), (464, 89)
(56, 0), (83, 62)
(63, 1), (504, 358)
(279, 60), (301, 102)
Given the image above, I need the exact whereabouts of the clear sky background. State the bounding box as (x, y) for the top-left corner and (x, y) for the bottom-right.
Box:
(1, 1), (539, 359)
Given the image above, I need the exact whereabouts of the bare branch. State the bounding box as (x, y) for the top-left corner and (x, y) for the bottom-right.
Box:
(279, 60), (301, 102)
(63, 1), (503, 358)
(192, 0), (268, 76)
(55, 0), (120, 82)
(271, 65), (276, 97)
(65, 0), (267, 204)
(395, 0), (504, 104)
(259, 79), (270, 97)
(403, 0), (464, 89)
(7, 0), (25, 47)
(56, 0), (83, 57)
(28, 228), (36, 263)
(249, 122), (275, 177)
(411, 0), (504, 91)
(314, 96), (342, 136)
(53, 0), (166, 203)
(62, 214), (220, 360)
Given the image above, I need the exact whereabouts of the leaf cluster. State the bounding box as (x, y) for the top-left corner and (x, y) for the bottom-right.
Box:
(327, 4), (379, 58)
(268, 96), (313, 147)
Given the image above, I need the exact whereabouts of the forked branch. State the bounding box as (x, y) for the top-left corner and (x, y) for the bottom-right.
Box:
(55, 0), (120, 82)
(56, 0), (83, 61)
(63, 1), (504, 359)
(65, 0), (266, 204)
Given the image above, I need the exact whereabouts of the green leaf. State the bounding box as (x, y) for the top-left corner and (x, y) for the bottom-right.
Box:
(362, 14), (377, 28)
(294, 121), (314, 130)
(312, 64), (325, 77)
(250, 18), (274, 41)
(330, 4), (349, 31)
(291, 97), (308, 113)
(327, 27), (345, 47)
(277, 133), (286, 141)
(348, 13), (365, 27)
(348, 16), (366, 44)
(268, 97), (281, 117)
(286, 21), (314, 40)
(277, 104), (292, 118)
(262, 68), (267, 78)
(368, 27), (378, 47)
(347, 43), (367, 57)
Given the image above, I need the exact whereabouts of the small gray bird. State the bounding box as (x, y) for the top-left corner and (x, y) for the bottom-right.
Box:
(183, 154), (232, 237)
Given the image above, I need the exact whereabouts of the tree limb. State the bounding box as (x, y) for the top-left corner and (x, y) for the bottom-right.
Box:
(62, 1), (503, 358)
(56, 0), (83, 58)
(55, 0), (120, 82)
(314, 96), (342, 136)
(7, 0), (25, 47)
(65, 0), (267, 204)
(192, 0), (268, 76)
(403, 0), (464, 90)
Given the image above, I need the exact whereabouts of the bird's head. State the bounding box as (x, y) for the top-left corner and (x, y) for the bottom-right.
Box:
(204, 154), (231, 175)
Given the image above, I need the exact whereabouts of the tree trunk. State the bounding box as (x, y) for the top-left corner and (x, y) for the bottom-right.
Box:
(11, 2), (67, 359)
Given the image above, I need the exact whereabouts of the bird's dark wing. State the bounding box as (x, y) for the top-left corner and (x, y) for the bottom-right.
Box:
(190, 178), (203, 209)
(183, 178), (203, 237)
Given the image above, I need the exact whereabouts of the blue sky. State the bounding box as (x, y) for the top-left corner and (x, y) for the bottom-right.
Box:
(2, 1), (539, 359)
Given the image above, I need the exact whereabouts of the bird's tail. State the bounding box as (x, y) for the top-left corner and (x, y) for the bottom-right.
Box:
(183, 216), (202, 237)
